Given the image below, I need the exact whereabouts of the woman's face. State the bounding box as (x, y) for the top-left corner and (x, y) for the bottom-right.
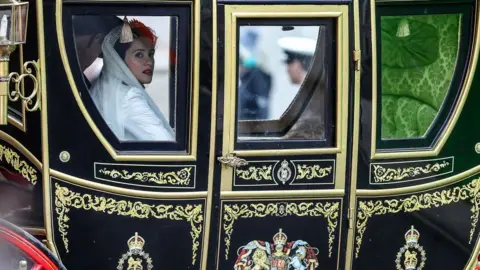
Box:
(124, 36), (155, 84)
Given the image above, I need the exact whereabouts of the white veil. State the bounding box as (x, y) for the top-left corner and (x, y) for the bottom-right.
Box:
(89, 26), (175, 141)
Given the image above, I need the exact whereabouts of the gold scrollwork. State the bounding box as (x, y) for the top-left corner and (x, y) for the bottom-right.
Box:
(0, 144), (37, 185)
(296, 165), (333, 180)
(355, 178), (480, 259)
(8, 60), (41, 112)
(235, 165), (273, 181)
(223, 201), (339, 259)
(98, 167), (192, 186)
(54, 183), (204, 265)
(372, 160), (450, 183)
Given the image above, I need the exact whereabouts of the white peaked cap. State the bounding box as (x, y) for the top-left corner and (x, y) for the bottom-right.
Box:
(277, 36), (317, 56)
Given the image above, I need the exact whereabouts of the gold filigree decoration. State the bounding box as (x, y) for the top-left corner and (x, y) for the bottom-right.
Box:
(0, 144), (37, 185)
(355, 178), (480, 259)
(372, 160), (450, 183)
(235, 165), (273, 181)
(223, 202), (339, 259)
(54, 183), (204, 265)
(98, 167), (192, 186)
(296, 165), (333, 180)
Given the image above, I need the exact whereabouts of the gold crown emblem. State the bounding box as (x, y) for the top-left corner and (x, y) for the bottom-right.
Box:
(404, 250), (418, 270)
(404, 226), (420, 245)
(273, 228), (288, 245)
(127, 232), (145, 252)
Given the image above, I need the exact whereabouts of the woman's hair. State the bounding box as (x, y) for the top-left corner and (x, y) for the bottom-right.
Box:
(114, 19), (158, 59)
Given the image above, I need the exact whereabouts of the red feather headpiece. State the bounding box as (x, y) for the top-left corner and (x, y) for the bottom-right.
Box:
(129, 19), (158, 46)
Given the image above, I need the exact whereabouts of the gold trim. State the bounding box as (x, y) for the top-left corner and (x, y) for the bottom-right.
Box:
(55, 0), (200, 161)
(290, 159), (336, 186)
(221, 5), (349, 191)
(97, 166), (193, 186)
(296, 164), (333, 180)
(7, 44), (27, 132)
(222, 201), (340, 259)
(370, 0), (480, 159)
(370, 157), (453, 184)
(345, 0), (361, 268)
(235, 165), (273, 181)
(233, 160), (278, 187)
(357, 164), (480, 196)
(39, 0), (55, 256)
(223, 5), (348, 156)
(0, 130), (41, 168)
(54, 182), (204, 265)
(201, 0), (217, 266)
(0, 143), (38, 185)
(220, 189), (345, 199)
(234, 148), (340, 156)
(355, 177), (480, 258)
(50, 170), (207, 199)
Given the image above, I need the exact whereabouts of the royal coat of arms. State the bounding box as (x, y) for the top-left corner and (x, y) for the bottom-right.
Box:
(234, 228), (319, 270)
(117, 233), (153, 270)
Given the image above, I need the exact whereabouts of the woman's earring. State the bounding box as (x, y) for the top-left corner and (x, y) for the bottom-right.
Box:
(120, 16), (133, 43)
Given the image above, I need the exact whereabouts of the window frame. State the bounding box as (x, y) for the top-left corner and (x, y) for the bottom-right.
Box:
(222, 5), (350, 157)
(59, 1), (200, 161)
(370, 1), (475, 158)
(234, 18), (336, 150)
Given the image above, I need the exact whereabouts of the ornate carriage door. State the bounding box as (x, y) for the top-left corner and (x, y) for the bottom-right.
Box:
(213, 2), (353, 269)
(347, 0), (480, 269)
(42, 0), (214, 269)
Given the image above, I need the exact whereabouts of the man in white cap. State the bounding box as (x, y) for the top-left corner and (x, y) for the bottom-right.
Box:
(277, 36), (317, 85)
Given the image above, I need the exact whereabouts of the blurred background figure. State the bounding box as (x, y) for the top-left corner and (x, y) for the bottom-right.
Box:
(237, 29), (272, 120)
(277, 36), (316, 85)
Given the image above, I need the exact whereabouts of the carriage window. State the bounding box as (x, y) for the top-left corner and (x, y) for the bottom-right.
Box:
(236, 22), (334, 142)
(379, 13), (461, 140)
(73, 15), (178, 142)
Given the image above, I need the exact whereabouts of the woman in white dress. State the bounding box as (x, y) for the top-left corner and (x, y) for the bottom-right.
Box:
(89, 18), (175, 141)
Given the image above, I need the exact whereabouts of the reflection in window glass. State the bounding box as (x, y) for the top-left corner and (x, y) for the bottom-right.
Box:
(380, 14), (460, 139)
(73, 15), (176, 142)
(237, 24), (331, 141)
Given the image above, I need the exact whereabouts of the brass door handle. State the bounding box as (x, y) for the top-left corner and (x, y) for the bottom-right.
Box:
(217, 154), (248, 168)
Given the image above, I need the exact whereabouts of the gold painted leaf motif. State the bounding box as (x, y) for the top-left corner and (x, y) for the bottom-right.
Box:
(98, 167), (192, 186)
(235, 165), (273, 181)
(0, 144), (37, 185)
(54, 183), (204, 265)
(296, 164), (333, 180)
(355, 178), (480, 259)
(372, 160), (450, 183)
